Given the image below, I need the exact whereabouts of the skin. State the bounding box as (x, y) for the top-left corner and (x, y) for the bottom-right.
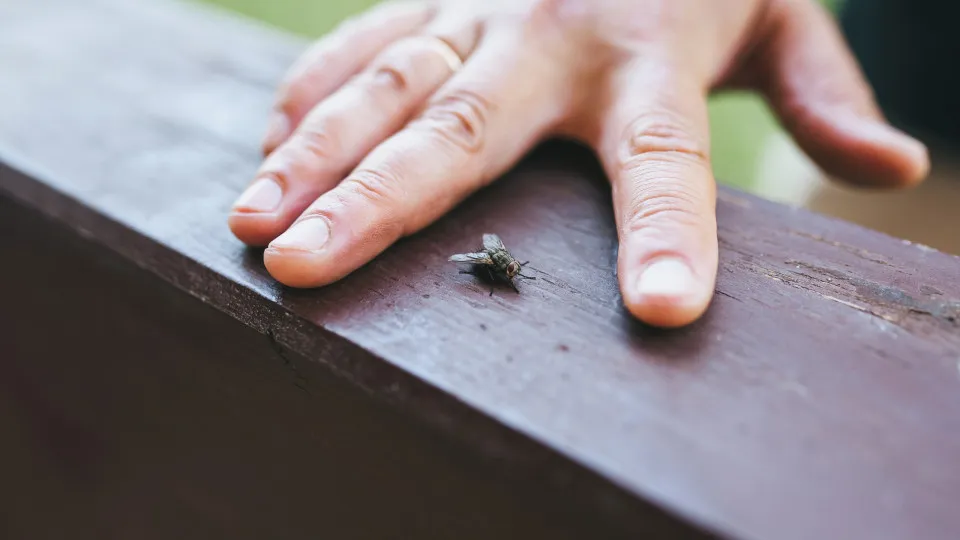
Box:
(228, 0), (929, 328)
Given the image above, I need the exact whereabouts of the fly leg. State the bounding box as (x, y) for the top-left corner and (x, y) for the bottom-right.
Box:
(459, 268), (494, 296)
(517, 262), (536, 283)
(485, 267), (497, 297)
(459, 266), (496, 296)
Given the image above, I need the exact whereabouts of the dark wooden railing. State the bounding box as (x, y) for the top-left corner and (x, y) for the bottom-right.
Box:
(2, 1), (959, 539)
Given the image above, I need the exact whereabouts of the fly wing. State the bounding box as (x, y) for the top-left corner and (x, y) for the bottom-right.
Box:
(482, 233), (506, 252)
(449, 252), (494, 265)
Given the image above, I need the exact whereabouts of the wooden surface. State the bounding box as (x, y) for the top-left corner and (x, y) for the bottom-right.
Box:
(1, 0), (959, 539)
(1, 196), (648, 540)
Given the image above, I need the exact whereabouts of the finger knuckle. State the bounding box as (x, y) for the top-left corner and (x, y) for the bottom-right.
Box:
(622, 185), (706, 237)
(276, 70), (325, 117)
(371, 63), (411, 93)
(413, 90), (493, 153)
(368, 38), (435, 94)
(618, 111), (709, 173)
(341, 167), (408, 209)
(275, 84), (305, 118)
(301, 126), (344, 161)
(257, 138), (320, 184)
(367, 36), (447, 94)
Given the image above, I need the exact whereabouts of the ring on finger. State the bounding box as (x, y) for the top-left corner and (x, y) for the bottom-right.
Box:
(421, 35), (465, 73)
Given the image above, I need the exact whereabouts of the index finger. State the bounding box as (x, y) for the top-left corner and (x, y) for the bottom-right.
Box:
(598, 60), (718, 328)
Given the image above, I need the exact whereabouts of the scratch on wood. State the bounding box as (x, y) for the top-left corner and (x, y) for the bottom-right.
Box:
(789, 230), (894, 267)
(265, 328), (311, 394)
(762, 272), (784, 283)
(921, 285), (944, 296)
(716, 290), (743, 303)
(821, 295), (898, 324)
(527, 269), (591, 299)
(782, 261), (960, 329)
(822, 295), (866, 312)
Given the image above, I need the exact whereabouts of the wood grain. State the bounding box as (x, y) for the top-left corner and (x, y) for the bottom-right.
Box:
(1, 1), (959, 539)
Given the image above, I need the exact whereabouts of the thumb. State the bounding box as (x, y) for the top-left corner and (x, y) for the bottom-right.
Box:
(753, 0), (929, 187)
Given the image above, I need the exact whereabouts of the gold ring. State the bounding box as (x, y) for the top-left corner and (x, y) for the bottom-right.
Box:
(423, 36), (464, 73)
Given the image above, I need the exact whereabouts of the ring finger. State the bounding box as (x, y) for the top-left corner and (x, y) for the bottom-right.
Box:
(229, 25), (480, 246)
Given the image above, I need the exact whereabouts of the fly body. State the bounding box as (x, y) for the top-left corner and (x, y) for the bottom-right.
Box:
(449, 233), (535, 294)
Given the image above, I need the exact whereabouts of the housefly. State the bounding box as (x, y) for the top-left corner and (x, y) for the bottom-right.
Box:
(449, 233), (536, 295)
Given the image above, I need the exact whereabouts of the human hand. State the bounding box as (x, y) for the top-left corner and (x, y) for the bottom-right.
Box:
(228, 0), (928, 328)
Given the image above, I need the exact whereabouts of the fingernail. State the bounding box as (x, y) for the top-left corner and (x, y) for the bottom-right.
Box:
(233, 177), (283, 213)
(861, 119), (926, 154)
(853, 117), (931, 177)
(262, 112), (290, 153)
(636, 258), (696, 299)
(882, 126), (930, 177)
(270, 217), (330, 252)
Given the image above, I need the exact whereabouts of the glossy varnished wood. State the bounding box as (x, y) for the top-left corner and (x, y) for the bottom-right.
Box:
(1, 1), (959, 539)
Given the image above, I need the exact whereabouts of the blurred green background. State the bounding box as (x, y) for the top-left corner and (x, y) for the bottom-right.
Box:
(197, 0), (842, 193)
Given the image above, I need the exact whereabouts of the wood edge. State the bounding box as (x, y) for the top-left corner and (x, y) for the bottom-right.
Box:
(0, 156), (727, 539)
